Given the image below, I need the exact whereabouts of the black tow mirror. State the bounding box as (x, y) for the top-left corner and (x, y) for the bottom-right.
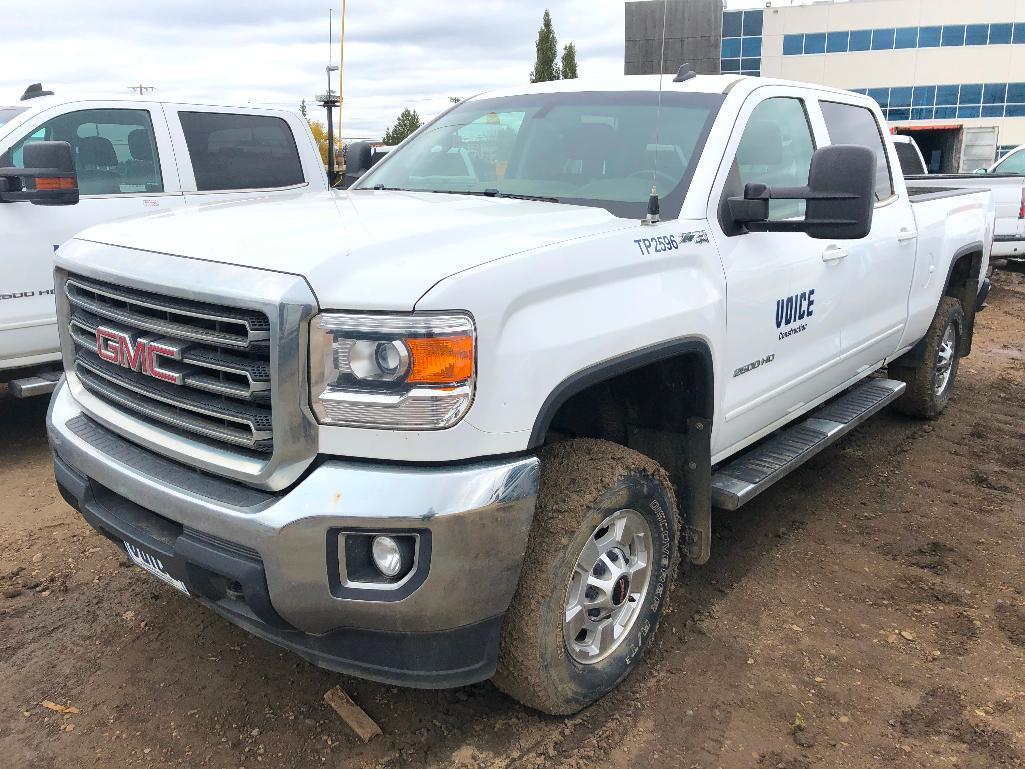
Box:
(728, 144), (875, 240)
(0, 141), (79, 206)
(343, 141), (375, 188)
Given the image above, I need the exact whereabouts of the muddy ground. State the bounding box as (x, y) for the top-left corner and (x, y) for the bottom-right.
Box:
(1, 268), (1024, 769)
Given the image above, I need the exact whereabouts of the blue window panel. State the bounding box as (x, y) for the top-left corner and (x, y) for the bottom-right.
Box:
(911, 107), (934, 121)
(989, 23), (1013, 44)
(848, 88), (868, 95)
(912, 86), (936, 107)
(942, 25), (966, 46)
(742, 9), (763, 37)
(872, 28), (896, 50)
(1008, 83), (1025, 103)
(826, 31), (850, 53)
(981, 105), (1005, 118)
(804, 32), (826, 54)
(720, 58), (741, 73)
(958, 83), (983, 105)
(740, 70), (761, 76)
(849, 29), (873, 51)
(783, 34), (804, 55)
(867, 87), (890, 108)
(741, 36), (762, 57)
(741, 57), (761, 72)
(918, 26), (942, 47)
(895, 27), (918, 49)
(956, 105), (981, 119)
(1006, 104), (1025, 117)
(721, 37), (742, 58)
(983, 83), (1007, 104)
(722, 11), (743, 38)
(890, 87), (913, 108)
(934, 106), (957, 119)
(965, 24), (989, 45)
(935, 85), (960, 105)
(889, 108), (911, 121)
(1014, 23), (1025, 44)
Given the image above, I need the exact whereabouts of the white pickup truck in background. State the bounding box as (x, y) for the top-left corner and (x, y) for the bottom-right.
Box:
(897, 134), (1025, 261)
(46, 74), (993, 715)
(0, 84), (328, 397)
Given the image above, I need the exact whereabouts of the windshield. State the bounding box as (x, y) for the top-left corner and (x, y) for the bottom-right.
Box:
(0, 107), (28, 128)
(356, 91), (724, 219)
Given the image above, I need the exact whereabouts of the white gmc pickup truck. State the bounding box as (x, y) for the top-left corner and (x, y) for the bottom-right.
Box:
(0, 84), (328, 397)
(46, 74), (992, 715)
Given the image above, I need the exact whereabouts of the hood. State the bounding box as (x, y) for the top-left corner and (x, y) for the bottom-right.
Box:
(75, 190), (628, 310)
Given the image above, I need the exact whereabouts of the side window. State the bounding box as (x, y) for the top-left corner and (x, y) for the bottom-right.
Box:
(819, 101), (894, 201)
(178, 112), (305, 191)
(894, 140), (927, 176)
(6, 109), (162, 196)
(995, 151), (1025, 174)
(733, 97), (815, 220)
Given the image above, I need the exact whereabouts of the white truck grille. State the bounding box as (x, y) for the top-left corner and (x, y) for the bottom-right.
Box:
(64, 274), (275, 454)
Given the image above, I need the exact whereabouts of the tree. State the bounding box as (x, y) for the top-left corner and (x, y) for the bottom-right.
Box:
(299, 99), (308, 119)
(383, 108), (423, 145)
(530, 10), (561, 83)
(307, 119), (329, 166)
(448, 96), (463, 104)
(561, 42), (578, 79)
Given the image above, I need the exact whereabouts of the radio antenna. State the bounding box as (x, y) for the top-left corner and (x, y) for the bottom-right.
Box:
(644, 0), (669, 225)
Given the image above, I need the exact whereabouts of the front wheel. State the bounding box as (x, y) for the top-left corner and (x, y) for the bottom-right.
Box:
(493, 439), (679, 715)
(892, 296), (964, 418)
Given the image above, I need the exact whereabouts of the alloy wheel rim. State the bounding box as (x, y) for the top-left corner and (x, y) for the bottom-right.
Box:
(934, 323), (957, 396)
(563, 508), (653, 665)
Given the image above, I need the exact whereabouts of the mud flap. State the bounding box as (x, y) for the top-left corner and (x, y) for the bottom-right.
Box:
(682, 417), (712, 565)
(626, 417), (712, 565)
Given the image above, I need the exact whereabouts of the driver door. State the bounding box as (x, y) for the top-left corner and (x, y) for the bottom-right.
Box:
(708, 90), (849, 459)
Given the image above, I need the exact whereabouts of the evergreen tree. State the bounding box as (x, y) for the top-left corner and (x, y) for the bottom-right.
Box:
(299, 99), (308, 118)
(383, 108), (423, 145)
(530, 10), (561, 83)
(561, 42), (578, 79)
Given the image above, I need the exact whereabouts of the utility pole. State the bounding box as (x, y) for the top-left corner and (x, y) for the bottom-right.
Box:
(317, 9), (340, 186)
(127, 84), (156, 95)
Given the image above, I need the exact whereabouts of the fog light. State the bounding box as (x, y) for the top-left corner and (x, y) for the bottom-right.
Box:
(371, 536), (403, 577)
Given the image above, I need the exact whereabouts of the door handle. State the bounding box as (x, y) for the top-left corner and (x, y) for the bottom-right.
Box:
(822, 245), (849, 263)
(897, 228), (917, 243)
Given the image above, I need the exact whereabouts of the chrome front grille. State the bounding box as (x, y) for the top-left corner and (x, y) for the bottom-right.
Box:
(64, 274), (274, 454)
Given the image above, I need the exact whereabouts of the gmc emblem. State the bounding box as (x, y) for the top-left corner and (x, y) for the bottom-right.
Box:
(95, 326), (184, 385)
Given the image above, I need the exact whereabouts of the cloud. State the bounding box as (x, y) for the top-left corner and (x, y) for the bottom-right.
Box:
(0, 1), (627, 138)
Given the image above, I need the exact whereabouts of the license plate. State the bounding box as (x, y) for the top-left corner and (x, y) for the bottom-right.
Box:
(124, 541), (189, 595)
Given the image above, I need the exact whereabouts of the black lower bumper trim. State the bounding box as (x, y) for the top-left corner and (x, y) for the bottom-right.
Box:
(52, 450), (503, 689)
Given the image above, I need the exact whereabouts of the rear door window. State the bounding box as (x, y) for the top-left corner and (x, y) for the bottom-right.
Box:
(178, 112), (305, 191)
(894, 140), (927, 176)
(820, 101), (895, 201)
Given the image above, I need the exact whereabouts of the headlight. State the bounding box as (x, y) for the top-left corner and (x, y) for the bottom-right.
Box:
(310, 312), (475, 429)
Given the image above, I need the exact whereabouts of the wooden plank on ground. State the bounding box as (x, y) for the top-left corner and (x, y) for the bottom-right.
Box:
(323, 686), (382, 743)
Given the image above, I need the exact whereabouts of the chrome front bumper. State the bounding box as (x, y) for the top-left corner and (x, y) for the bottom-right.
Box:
(48, 382), (540, 685)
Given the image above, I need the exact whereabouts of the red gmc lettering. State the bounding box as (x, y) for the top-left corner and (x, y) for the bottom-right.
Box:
(145, 343), (179, 384)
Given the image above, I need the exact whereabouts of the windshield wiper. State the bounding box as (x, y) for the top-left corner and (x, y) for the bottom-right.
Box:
(482, 189), (560, 203)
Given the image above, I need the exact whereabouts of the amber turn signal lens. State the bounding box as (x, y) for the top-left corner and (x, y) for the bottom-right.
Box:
(405, 335), (474, 384)
(35, 177), (77, 191)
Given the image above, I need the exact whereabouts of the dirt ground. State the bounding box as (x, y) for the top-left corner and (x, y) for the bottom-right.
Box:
(1, 268), (1023, 769)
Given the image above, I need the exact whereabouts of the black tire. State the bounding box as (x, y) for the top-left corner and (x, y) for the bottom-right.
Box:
(493, 439), (679, 715)
(892, 297), (964, 419)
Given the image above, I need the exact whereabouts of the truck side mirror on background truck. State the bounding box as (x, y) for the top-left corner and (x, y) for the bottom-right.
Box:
(343, 141), (374, 189)
(728, 144), (875, 240)
(0, 141), (79, 206)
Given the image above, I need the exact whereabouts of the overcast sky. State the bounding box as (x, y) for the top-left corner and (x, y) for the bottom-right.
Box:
(0, 0), (641, 139)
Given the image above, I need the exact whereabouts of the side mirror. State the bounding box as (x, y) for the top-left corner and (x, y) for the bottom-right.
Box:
(728, 144), (876, 240)
(0, 141), (79, 205)
(343, 141), (374, 188)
